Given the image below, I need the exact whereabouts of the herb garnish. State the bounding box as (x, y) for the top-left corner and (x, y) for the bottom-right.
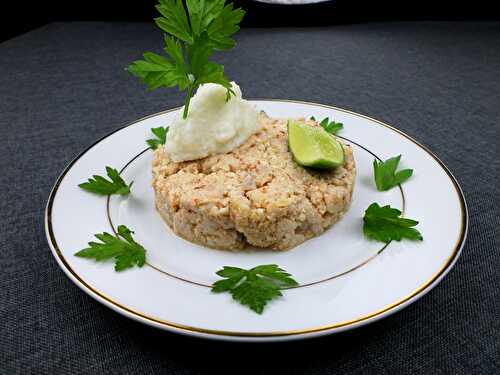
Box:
(310, 116), (343, 134)
(373, 155), (413, 191)
(127, 0), (245, 119)
(363, 203), (423, 243)
(75, 225), (146, 271)
(78, 166), (133, 196)
(319, 117), (343, 134)
(147, 126), (169, 150)
(212, 264), (298, 314)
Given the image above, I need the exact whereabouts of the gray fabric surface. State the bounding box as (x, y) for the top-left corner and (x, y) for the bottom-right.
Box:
(1, 21), (499, 374)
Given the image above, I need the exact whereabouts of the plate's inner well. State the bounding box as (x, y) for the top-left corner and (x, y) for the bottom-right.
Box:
(108, 138), (404, 287)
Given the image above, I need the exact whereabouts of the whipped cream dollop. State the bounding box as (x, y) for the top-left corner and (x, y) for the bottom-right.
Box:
(164, 82), (258, 162)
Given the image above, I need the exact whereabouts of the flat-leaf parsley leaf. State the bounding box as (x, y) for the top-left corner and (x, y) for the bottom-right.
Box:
(127, 0), (244, 119)
(78, 166), (133, 196)
(373, 155), (413, 191)
(212, 264), (298, 314)
(363, 203), (423, 243)
(319, 117), (343, 134)
(74, 225), (146, 271)
(147, 126), (169, 149)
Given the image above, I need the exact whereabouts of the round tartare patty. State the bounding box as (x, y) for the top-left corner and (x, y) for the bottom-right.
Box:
(152, 113), (356, 251)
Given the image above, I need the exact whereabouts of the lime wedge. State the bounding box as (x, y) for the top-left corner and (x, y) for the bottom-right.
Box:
(288, 120), (345, 169)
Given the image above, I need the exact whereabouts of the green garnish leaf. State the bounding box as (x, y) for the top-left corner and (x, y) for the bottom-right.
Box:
(74, 225), (146, 271)
(206, 2), (245, 50)
(147, 126), (169, 150)
(363, 203), (423, 243)
(78, 166), (133, 196)
(373, 155), (413, 191)
(128, 0), (244, 119)
(212, 264), (298, 314)
(186, 0), (224, 36)
(319, 117), (343, 134)
(155, 0), (193, 43)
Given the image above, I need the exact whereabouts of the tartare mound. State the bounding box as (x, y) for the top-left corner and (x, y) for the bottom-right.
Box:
(152, 113), (356, 251)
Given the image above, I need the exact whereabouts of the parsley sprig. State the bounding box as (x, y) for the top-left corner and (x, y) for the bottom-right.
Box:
(310, 116), (343, 134)
(212, 265), (298, 314)
(319, 117), (343, 134)
(373, 155), (413, 191)
(75, 225), (146, 271)
(78, 166), (133, 196)
(127, 0), (245, 119)
(147, 126), (169, 150)
(363, 203), (423, 243)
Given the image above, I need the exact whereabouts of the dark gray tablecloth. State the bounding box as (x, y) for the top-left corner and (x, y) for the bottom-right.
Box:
(1, 21), (499, 374)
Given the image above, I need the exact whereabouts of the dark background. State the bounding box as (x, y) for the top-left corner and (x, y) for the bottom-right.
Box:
(1, 1), (499, 374)
(2, 0), (500, 42)
(1, 20), (499, 374)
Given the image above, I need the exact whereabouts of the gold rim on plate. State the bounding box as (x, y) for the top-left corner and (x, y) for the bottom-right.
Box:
(44, 100), (468, 338)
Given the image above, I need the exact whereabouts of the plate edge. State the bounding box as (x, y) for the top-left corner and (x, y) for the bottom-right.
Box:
(44, 100), (469, 341)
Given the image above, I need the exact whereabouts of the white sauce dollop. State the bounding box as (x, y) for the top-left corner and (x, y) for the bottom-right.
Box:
(164, 82), (258, 162)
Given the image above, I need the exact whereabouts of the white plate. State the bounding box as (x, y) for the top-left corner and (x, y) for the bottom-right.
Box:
(45, 100), (467, 342)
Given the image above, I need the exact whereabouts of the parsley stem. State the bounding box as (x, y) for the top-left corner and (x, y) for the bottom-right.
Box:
(182, 84), (194, 119)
